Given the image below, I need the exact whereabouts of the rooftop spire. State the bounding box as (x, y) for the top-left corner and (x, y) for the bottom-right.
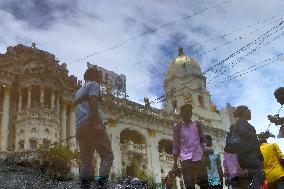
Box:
(178, 47), (185, 56)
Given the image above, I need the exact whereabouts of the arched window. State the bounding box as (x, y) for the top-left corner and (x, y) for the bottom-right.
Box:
(158, 139), (173, 154)
(18, 140), (24, 150)
(19, 129), (24, 135)
(45, 128), (50, 134)
(198, 95), (204, 106)
(43, 139), (51, 148)
(31, 128), (36, 134)
(29, 139), (38, 150)
(120, 129), (145, 144)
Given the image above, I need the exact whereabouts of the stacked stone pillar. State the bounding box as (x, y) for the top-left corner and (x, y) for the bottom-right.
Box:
(0, 86), (11, 152)
(146, 128), (161, 183)
(50, 91), (55, 111)
(109, 121), (122, 173)
(18, 90), (22, 113)
(40, 86), (44, 107)
(27, 86), (32, 108)
(69, 102), (76, 150)
(60, 99), (67, 145)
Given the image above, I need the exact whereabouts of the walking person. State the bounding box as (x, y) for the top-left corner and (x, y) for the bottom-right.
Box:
(233, 105), (264, 189)
(259, 138), (284, 189)
(75, 67), (114, 189)
(172, 104), (210, 189)
(163, 170), (176, 189)
(224, 124), (250, 189)
(204, 135), (223, 189)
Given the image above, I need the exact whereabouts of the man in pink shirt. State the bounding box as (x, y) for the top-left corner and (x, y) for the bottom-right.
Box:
(172, 104), (209, 189)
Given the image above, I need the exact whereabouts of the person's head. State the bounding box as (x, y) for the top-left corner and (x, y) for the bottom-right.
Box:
(84, 67), (102, 83)
(234, 105), (251, 120)
(274, 87), (284, 105)
(180, 104), (193, 123)
(258, 137), (267, 145)
(205, 135), (212, 147)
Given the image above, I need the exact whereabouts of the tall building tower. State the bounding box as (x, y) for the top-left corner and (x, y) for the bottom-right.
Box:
(164, 48), (213, 114)
(164, 48), (231, 153)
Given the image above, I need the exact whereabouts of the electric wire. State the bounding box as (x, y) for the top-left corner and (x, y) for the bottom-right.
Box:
(74, 1), (230, 62)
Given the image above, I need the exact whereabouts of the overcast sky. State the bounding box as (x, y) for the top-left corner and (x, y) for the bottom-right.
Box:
(0, 0), (284, 150)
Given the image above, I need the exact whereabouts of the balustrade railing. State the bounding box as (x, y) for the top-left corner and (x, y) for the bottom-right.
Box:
(120, 142), (146, 154)
(105, 96), (175, 120)
(11, 150), (39, 163)
(159, 152), (174, 163)
(16, 108), (59, 122)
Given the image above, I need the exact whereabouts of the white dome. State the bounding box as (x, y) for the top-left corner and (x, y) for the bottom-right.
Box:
(165, 48), (201, 81)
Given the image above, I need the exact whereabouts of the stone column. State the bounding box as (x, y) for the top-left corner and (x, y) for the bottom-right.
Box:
(146, 128), (161, 183)
(27, 86), (32, 108)
(60, 99), (67, 145)
(108, 121), (122, 173)
(24, 139), (29, 150)
(40, 86), (44, 107)
(56, 96), (60, 114)
(69, 102), (76, 150)
(18, 90), (22, 113)
(51, 91), (55, 111)
(1, 86), (11, 152)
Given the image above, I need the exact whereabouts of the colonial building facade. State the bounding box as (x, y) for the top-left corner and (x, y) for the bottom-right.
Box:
(0, 44), (234, 187)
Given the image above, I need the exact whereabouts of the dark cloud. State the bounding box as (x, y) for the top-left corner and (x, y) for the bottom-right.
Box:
(0, 0), (77, 28)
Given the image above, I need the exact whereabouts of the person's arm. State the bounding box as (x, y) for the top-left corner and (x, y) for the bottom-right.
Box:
(172, 123), (179, 169)
(276, 117), (284, 125)
(89, 82), (102, 128)
(223, 154), (230, 186)
(223, 158), (228, 178)
(268, 115), (284, 125)
(197, 121), (214, 155)
(196, 121), (206, 146)
(216, 154), (223, 184)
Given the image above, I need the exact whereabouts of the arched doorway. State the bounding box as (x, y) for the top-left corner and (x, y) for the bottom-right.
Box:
(120, 129), (147, 177)
(158, 139), (174, 182)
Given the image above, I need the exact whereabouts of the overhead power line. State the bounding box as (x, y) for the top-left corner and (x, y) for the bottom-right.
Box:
(208, 54), (283, 87)
(74, 0), (230, 62)
(207, 22), (284, 82)
(199, 17), (283, 57)
(186, 13), (284, 49)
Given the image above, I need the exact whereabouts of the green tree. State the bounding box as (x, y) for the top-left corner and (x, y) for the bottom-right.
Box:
(38, 144), (79, 180)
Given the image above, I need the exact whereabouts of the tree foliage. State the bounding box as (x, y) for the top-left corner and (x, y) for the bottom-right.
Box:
(38, 144), (79, 180)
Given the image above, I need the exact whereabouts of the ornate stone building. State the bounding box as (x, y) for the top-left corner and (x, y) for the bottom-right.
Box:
(0, 44), (233, 187)
(0, 44), (78, 156)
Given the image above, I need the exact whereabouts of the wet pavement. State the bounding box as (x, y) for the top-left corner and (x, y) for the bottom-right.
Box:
(0, 159), (85, 189)
(0, 160), (156, 189)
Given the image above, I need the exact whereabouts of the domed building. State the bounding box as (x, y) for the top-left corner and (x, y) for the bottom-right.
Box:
(0, 44), (235, 188)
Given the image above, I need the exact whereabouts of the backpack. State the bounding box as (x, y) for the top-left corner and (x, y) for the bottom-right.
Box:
(225, 124), (242, 154)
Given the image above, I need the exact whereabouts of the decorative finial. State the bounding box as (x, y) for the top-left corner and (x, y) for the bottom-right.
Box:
(183, 95), (192, 104)
(144, 97), (150, 107)
(178, 47), (184, 56)
(31, 43), (37, 48)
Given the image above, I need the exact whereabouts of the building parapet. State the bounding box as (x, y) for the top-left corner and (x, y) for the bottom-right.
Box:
(16, 108), (60, 124)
